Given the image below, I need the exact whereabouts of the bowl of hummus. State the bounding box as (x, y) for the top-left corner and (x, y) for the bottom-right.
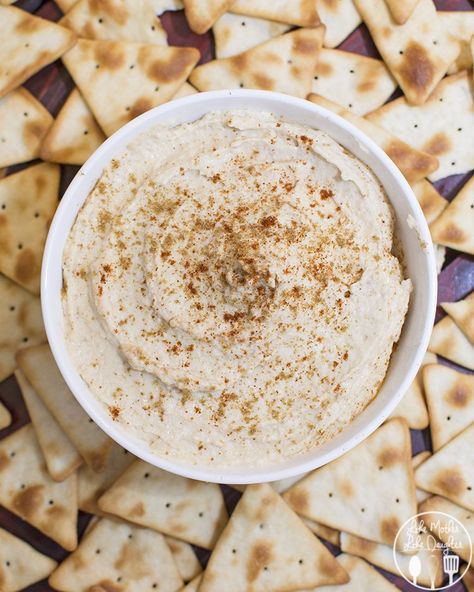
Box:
(42, 90), (437, 484)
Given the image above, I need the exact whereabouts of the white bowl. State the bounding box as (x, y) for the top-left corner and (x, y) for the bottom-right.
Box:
(42, 90), (437, 484)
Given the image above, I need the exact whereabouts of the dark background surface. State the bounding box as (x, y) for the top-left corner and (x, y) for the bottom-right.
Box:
(0, 0), (473, 590)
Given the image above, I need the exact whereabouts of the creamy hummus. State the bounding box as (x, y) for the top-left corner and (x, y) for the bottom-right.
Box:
(62, 110), (411, 467)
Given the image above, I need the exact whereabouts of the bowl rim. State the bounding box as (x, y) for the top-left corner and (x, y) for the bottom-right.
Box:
(41, 89), (437, 484)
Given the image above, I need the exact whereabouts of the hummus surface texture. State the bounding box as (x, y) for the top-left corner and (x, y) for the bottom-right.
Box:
(63, 110), (411, 468)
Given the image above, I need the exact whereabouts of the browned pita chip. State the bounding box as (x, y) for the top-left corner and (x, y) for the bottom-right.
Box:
(466, 567), (474, 592)
(354, 0), (460, 105)
(152, 0), (183, 13)
(172, 81), (198, 99)
(40, 88), (106, 165)
(230, 0), (320, 27)
(412, 450), (432, 503)
(190, 27), (325, 98)
(179, 575), (202, 592)
(62, 39), (200, 135)
(411, 179), (448, 224)
(0, 274), (46, 382)
(0, 88), (53, 168)
(428, 316), (474, 370)
(384, 0), (419, 24)
(0, 6), (76, 98)
(440, 11), (474, 74)
(302, 517), (340, 546)
(314, 0), (362, 48)
(0, 401), (11, 430)
(165, 536), (202, 582)
(430, 176), (474, 255)
(184, 0), (235, 34)
(442, 293), (474, 344)
(56, 0), (77, 11)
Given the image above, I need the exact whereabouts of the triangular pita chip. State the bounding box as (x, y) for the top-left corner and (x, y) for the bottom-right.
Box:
(367, 71), (474, 181)
(200, 483), (348, 591)
(307, 95), (438, 183)
(62, 39), (200, 135)
(190, 27), (325, 98)
(179, 575), (202, 592)
(415, 423), (474, 510)
(98, 459), (228, 549)
(302, 517), (340, 546)
(0, 163), (59, 294)
(0, 401), (11, 430)
(442, 293), (474, 344)
(411, 179), (448, 224)
(183, 0), (235, 34)
(0, 527), (57, 591)
(430, 176), (474, 255)
(231, 0), (320, 27)
(420, 496), (473, 563)
(312, 0), (361, 48)
(213, 13), (290, 59)
(440, 11), (474, 74)
(434, 243), (446, 274)
(412, 450), (432, 504)
(61, 0), (167, 45)
(354, 0), (460, 105)
(165, 536), (202, 582)
(172, 81), (198, 99)
(56, 0), (77, 11)
(16, 344), (113, 472)
(15, 369), (82, 481)
(78, 442), (134, 515)
(384, 0), (419, 24)
(428, 316), (474, 370)
(0, 424), (78, 550)
(40, 88), (105, 165)
(0, 88), (53, 168)
(423, 363), (474, 450)
(49, 517), (184, 592)
(0, 6), (76, 98)
(0, 274), (46, 382)
(283, 418), (417, 547)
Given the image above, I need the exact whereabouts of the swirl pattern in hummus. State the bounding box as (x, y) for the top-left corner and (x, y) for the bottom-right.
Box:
(63, 110), (411, 467)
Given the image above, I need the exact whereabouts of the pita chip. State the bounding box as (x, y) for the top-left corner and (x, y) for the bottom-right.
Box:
(165, 536), (202, 582)
(428, 316), (474, 370)
(465, 567), (474, 592)
(442, 293), (474, 344)
(440, 11), (474, 74)
(0, 6), (76, 99)
(200, 483), (348, 591)
(311, 50), (396, 116)
(0, 424), (78, 550)
(430, 176), (474, 255)
(172, 81), (198, 99)
(302, 517), (340, 546)
(307, 94), (438, 183)
(56, 0), (77, 12)
(77, 442), (134, 515)
(423, 363), (474, 450)
(0, 163), (59, 294)
(412, 451), (432, 504)
(416, 423), (474, 510)
(62, 39), (200, 135)
(190, 27), (325, 98)
(98, 459), (228, 549)
(367, 71), (474, 181)
(49, 517), (183, 592)
(0, 527), (57, 592)
(313, 0), (361, 48)
(40, 88), (106, 165)
(0, 274), (46, 382)
(411, 179), (448, 224)
(283, 418), (417, 547)
(0, 401), (11, 430)
(152, 0), (183, 14)
(354, 0), (460, 105)
(15, 369), (82, 481)
(184, 0), (235, 34)
(0, 88), (53, 168)
(213, 13), (290, 59)
(179, 575), (202, 592)
(384, 0), (419, 24)
(61, 0), (167, 45)
(231, 0), (319, 27)
(16, 343), (113, 472)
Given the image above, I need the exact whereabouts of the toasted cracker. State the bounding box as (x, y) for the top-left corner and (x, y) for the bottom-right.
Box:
(16, 344), (113, 472)
(56, 0), (78, 12)
(311, 50), (396, 116)
(184, 0), (235, 34)
(0, 6), (76, 99)
(200, 483), (348, 591)
(61, 0), (167, 45)
(308, 94), (438, 183)
(354, 0), (460, 105)
(190, 27), (325, 98)
(302, 517), (340, 546)
(442, 293), (474, 344)
(49, 517), (183, 591)
(430, 175), (474, 256)
(0, 163), (59, 294)
(440, 11), (474, 74)
(465, 567), (474, 592)
(165, 536), (202, 582)
(0, 401), (11, 430)
(213, 13), (290, 59)
(428, 316), (474, 370)
(78, 442), (134, 515)
(40, 88), (106, 165)
(62, 39), (199, 136)
(0, 527), (57, 592)
(172, 81), (198, 99)
(384, 0), (419, 24)
(415, 423), (474, 510)
(284, 418), (417, 547)
(231, 0), (320, 27)
(179, 575), (202, 592)
(152, 0), (183, 13)
(0, 88), (53, 168)
(313, 0), (362, 48)
(98, 459), (228, 549)
(0, 424), (77, 550)
(423, 363), (474, 450)
(412, 451), (432, 504)
(367, 71), (474, 181)
(411, 179), (448, 224)
(0, 274), (46, 382)
(15, 369), (82, 482)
